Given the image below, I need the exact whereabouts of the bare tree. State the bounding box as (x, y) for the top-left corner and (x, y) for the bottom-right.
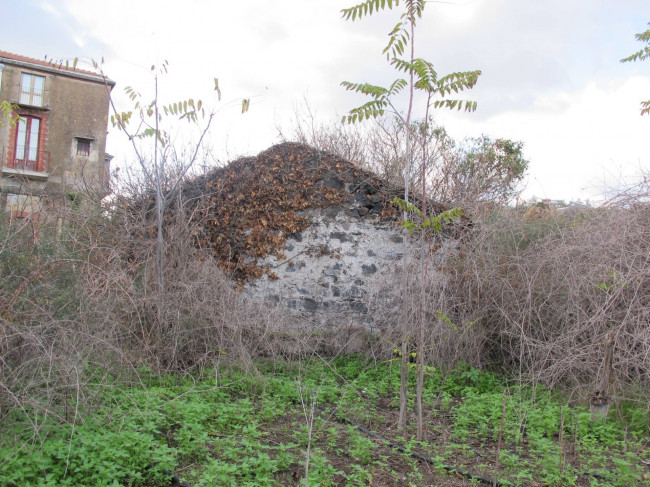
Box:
(96, 60), (249, 336)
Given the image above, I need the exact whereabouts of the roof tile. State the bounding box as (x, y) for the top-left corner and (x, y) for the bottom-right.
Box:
(0, 50), (110, 81)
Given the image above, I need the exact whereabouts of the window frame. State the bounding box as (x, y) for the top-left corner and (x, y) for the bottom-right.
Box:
(4, 193), (41, 220)
(19, 73), (45, 107)
(76, 138), (91, 157)
(13, 115), (42, 171)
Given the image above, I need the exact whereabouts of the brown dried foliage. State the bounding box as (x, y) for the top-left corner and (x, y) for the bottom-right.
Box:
(182, 142), (397, 283)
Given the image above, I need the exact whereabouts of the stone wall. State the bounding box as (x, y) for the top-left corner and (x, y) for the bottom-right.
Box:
(247, 190), (404, 329)
(183, 142), (455, 330)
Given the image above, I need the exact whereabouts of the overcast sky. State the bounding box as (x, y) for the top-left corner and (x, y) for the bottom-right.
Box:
(2, 0), (649, 202)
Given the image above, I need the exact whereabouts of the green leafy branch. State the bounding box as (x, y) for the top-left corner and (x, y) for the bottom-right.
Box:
(340, 82), (391, 122)
(620, 22), (650, 116)
(112, 75), (213, 146)
(393, 197), (463, 233)
(341, 1), (480, 125)
(381, 1), (424, 60)
(45, 55), (80, 71)
(0, 101), (20, 128)
(436, 311), (475, 337)
(395, 58), (480, 110)
(620, 22), (650, 63)
(341, 0), (402, 22)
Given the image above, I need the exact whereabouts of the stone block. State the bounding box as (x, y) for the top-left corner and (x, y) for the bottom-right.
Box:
(325, 206), (341, 217)
(344, 286), (365, 298)
(330, 231), (351, 242)
(362, 264), (377, 275)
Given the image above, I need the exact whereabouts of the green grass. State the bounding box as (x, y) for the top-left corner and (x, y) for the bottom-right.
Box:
(1, 357), (649, 486)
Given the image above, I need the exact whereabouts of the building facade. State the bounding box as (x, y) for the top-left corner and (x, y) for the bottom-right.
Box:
(0, 51), (114, 218)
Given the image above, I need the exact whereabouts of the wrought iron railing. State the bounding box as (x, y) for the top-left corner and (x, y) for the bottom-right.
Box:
(1, 146), (50, 173)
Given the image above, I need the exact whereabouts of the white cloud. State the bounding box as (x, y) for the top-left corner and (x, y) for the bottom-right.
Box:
(50, 0), (650, 201)
(438, 76), (650, 201)
(73, 35), (85, 48)
(40, 1), (62, 17)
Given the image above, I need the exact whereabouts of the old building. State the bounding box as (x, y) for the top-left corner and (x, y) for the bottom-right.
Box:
(0, 51), (114, 218)
(182, 143), (404, 328)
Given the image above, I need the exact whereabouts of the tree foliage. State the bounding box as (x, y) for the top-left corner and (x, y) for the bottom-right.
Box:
(620, 22), (650, 116)
(393, 197), (463, 234)
(341, 0), (480, 125)
(0, 101), (19, 127)
(455, 136), (529, 205)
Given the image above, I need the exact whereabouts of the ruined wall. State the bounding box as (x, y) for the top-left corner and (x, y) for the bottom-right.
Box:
(248, 206), (404, 328)
(184, 143), (417, 329)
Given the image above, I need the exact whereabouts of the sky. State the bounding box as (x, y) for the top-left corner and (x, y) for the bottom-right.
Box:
(2, 0), (649, 202)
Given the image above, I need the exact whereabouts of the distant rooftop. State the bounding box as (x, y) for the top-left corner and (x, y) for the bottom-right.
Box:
(0, 50), (114, 86)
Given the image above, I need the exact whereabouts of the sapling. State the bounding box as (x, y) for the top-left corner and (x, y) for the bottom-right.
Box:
(341, 0), (480, 434)
(95, 59), (250, 341)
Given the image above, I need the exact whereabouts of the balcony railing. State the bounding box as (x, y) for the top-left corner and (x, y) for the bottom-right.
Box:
(1, 146), (50, 175)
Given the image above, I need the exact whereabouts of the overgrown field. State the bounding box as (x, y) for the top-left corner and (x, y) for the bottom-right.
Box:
(2, 356), (648, 486)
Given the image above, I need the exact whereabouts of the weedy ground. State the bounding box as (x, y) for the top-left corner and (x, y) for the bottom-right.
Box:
(1, 356), (649, 486)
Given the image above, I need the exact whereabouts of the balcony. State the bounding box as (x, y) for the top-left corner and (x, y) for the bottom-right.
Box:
(1, 146), (50, 181)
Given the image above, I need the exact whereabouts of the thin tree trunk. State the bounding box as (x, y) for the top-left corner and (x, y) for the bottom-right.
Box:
(398, 3), (416, 430)
(154, 75), (165, 338)
(155, 183), (165, 326)
(416, 108), (430, 441)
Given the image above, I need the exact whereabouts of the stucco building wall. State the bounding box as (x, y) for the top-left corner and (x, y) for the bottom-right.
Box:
(0, 51), (114, 217)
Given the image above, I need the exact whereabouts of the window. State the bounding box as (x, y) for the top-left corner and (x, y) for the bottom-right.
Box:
(76, 138), (91, 156)
(20, 73), (45, 107)
(4, 193), (40, 219)
(14, 116), (41, 171)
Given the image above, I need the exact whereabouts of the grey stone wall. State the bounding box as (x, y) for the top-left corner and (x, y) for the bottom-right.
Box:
(246, 205), (404, 328)
(182, 142), (455, 330)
